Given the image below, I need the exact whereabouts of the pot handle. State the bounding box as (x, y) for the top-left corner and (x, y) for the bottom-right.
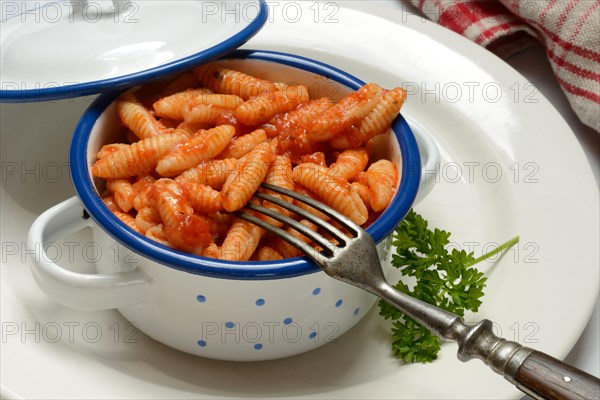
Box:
(412, 122), (440, 204)
(27, 196), (151, 311)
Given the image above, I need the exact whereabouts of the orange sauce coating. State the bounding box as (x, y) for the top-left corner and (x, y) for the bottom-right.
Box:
(92, 62), (406, 261)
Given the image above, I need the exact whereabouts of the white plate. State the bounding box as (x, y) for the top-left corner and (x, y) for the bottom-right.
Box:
(1, 2), (598, 399)
(0, 0), (267, 102)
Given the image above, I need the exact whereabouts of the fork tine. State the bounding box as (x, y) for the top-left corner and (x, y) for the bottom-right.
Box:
(255, 187), (352, 242)
(260, 183), (359, 234)
(254, 191), (348, 244)
(235, 211), (329, 264)
(242, 202), (338, 255)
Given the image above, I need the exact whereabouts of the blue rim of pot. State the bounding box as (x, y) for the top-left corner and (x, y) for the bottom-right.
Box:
(70, 50), (421, 280)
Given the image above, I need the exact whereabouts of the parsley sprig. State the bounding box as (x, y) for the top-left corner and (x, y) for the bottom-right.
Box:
(379, 209), (519, 363)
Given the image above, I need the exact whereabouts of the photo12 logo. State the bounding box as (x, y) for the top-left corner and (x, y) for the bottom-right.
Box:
(198, 320), (340, 347)
(1, 240), (139, 266)
(403, 81), (540, 104)
(1, 321), (140, 344)
(1, 161), (71, 184)
(1, 1), (140, 24)
(447, 241), (540, 264)
(423, 161), (540, 185)
(199, 1), (340, 24)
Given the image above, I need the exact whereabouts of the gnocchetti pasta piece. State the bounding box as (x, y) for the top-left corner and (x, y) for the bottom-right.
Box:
(268, 137), (279, 154)
(257, 246), (284, 261)
(219, 218), (263, 261)
(179, 181), (223, 214)
(202, 242), (221, 259)
(298, 152), (326, 167)
(117, 91), (162, 139)
(236, 85), (310, 126)
(292, 163), (368, 225)
(350, 181), (371, 210)
(221, 142), (276, 212)
(331, 87), (407, 149)
(156, 124), (236, 177)
(151, 178), (193, 226)
(206, 212), (231, 238)
(327, 148), (369, 181)
(101, 195), (120, 212)
(261, 155), (294, 228)
(106, 179), (135, 212)
(92, 132), (190, 179)
(291, 183), (330, 221)
(145, 223), (172, 247)
(182, 94), (243, 125)
(193, 63), (276, 100)
(265, 155), (294, 191)
(153, 88), (214, 120)
(135, 206), (162, 234)
(354, 171), (369, 186)
(132, 176), (156, 211)
(172, 121), (206, 136)
(307, 83), (383, 142)
(272, 98), (333, 155)
(175, 158), (237, 190)
(270, 219), (318, 259)
(356, 87), (407, 138)
(218, 128), (267, 159)
(113, 210), (140, 232)
(97, 143), (130, 159)
(151, 178), (212, 254)
(272, 98), (333, 131)
(366, 160), (398, 212)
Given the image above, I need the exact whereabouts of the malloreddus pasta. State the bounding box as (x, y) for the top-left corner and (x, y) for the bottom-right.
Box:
(92, 62), (407, 262)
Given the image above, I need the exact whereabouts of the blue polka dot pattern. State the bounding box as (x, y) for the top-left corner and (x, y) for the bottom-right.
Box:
(225, 321), (235, 329)
(196, 295), (206, 303)
(254, 343), (263, 350)
(354, 307), (360, 316)
(335, 299), (343, 307)
(312, 288), (321, 295)
(197, 340), (207, 347)
(283, 317), (293, 325)
(255, 298), (265, 306)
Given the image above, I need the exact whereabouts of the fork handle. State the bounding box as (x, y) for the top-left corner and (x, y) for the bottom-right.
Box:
(375, 285), (600, 399)
(512, 351), (600, 400)
(455, 320), (600, 400)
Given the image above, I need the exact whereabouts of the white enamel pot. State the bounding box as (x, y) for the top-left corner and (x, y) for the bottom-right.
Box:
(27, 50), (438, 361)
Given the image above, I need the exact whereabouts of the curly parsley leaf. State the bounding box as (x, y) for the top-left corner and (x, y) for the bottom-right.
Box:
(379, 209), (519, 364)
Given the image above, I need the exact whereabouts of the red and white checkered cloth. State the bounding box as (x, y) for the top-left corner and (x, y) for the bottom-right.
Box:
(410, 0), (600, 132)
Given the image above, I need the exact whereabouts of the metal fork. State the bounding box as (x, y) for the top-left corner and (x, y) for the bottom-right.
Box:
(236, 183), (599, 400)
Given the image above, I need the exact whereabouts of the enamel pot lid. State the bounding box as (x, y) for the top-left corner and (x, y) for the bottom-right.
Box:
(0, 0), (268, 102)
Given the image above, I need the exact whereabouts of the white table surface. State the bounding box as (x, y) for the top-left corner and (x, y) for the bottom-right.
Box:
(372, 0), (600, 386)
